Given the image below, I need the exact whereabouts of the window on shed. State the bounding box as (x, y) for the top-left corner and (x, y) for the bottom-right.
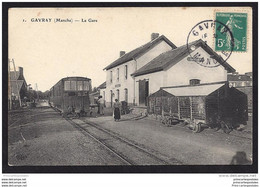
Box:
(71, 81), (77, 91)
(64, 81), (70, 91)
(77, 81), (83, 91)
(124, 65), (128, 79)
(84, 81), (90, 91)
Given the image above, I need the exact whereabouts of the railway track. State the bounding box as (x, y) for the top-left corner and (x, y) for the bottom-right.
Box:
(65, 117), (182, 165)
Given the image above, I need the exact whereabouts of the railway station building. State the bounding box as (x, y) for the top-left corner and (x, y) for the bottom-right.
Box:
(103, 33), (235, 111)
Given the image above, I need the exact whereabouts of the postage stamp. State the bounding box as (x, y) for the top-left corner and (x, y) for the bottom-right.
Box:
(215, 12), (247, 52)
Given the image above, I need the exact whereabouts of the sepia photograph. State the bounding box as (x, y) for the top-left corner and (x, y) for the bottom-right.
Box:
(3, 2), (257, 174)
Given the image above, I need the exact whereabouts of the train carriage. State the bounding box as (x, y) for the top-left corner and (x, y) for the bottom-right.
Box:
(148, 81), (248, 133)
(49, 77), (92, 115)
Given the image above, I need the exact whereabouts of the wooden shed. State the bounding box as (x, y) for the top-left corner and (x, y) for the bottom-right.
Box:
(148, 82), (248, 127)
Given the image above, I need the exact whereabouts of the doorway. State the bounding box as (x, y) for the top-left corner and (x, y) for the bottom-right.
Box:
(139, 79), (149, 106)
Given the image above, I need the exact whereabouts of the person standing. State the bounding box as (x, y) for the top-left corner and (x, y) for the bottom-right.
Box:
(98, 96), (105, 115)
(96, 96), (101, 114)
(113, 99), (121, 121)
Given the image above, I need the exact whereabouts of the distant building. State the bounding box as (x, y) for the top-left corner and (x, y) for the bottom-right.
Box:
(228, 72), (253, 113)
(245, 72), (252, 78)
(228, 73), (252, 87)
(9, 67), (28, 109)
(89, 81), (106, 105)
(97, 81), (106, 102)
(103, 33), (235, 110)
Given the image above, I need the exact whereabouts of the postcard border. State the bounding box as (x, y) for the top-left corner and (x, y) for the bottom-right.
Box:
(2, 2), (258, 173)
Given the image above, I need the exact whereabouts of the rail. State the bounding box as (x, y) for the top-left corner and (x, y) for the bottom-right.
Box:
(64, 117), (181, 165)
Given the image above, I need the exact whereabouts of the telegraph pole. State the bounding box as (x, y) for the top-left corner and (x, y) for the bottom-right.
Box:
(10, 59), (22, 107)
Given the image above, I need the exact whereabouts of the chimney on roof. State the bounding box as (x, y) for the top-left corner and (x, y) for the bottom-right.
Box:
(151, 33), (159, 41)
(120, 51), (126, 57)
(18, 67), (23, 76)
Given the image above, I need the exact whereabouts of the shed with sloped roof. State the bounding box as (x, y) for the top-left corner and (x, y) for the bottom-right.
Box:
(148, 81), (248, 128)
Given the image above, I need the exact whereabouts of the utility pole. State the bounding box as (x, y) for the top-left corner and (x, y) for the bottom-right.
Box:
(10, 59), (22, 107)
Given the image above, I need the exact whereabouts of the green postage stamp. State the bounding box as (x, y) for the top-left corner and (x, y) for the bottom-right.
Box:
(215, 12), (247, 52)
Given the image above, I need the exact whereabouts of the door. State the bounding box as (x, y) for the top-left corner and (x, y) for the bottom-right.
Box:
(139, 79), (149, 106)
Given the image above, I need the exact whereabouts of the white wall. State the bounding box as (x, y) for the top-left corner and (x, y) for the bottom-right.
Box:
(104, 39), (173, 107)
(105, 59), (136, 106)
(136, 40), (173, 70)
(165, 47), (227, 86)
(134, 47), (228, 106)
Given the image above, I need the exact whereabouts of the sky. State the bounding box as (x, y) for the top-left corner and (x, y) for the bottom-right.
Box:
(8, 7), (252, 91)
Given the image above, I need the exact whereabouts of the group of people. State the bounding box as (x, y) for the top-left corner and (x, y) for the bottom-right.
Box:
(97, 96), (121, 121)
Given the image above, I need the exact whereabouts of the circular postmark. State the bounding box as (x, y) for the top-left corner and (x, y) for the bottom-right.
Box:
(186, 20), (234, 68)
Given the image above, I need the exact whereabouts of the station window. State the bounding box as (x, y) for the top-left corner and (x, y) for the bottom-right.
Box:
(110, 71), (113, 83)
(124, 65), (128, 79)
(77, 81), (83, 91)
(117, 68), (119, 81)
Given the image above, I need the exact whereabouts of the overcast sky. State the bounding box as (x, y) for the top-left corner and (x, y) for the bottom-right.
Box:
(9, 7), (252, 91)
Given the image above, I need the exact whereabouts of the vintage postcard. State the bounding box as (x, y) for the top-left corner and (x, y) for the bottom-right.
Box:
(3, 3), (257, 175)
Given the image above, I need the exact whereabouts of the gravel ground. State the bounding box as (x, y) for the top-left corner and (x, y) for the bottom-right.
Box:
(84, 114), (253, 165)
(8, 107), (126, 166)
